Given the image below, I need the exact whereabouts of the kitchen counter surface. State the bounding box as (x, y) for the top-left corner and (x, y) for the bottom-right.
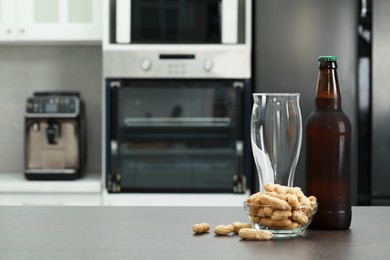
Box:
(0, 206), (388, 259)
(0, 172), (101, 193)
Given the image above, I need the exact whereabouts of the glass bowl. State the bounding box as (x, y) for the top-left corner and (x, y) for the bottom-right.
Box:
(243, 202), (318, 238)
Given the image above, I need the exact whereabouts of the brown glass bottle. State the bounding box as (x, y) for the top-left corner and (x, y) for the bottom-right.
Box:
(305, 56), (352, 230)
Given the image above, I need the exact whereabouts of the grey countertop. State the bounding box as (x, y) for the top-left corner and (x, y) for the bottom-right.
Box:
(0, 206), (388, 259)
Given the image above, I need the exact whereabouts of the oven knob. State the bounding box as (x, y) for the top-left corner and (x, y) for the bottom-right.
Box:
(203, 59), (213, 72)
(140, 58), (152, 71)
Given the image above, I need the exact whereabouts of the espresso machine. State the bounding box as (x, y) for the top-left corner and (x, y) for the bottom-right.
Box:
(24, 92), (85, 180)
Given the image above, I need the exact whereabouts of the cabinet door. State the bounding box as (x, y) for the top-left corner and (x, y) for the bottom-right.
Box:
(0, 0), (16, 41)
(17, 0), (101, 42)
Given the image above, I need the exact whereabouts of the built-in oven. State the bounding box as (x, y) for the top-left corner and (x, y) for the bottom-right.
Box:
(106, 79), (252, 193)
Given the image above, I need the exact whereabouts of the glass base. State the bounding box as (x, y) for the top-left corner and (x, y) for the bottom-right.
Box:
(253, 223), (307, 239)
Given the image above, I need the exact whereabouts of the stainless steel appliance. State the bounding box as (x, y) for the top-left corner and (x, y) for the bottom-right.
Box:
(115, 0), (243, 44)
(369, 0), (390, 205)
(24, 92), (86, 180)
(255, 0), (390, 206)
(106, 79), (251, 193)
(102, 0), (252, 193)
(253, 0), (358, 199)
(103, 0), (251, 79)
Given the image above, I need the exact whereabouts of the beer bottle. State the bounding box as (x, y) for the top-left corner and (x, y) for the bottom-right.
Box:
(305, 56), (352, 229)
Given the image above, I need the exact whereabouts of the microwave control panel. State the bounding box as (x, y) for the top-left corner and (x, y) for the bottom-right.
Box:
(139, 56), (214, 76)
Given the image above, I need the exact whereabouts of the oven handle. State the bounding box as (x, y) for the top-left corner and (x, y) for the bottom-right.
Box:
(233, 81), (244, 193)
(234, 140), (244, 193)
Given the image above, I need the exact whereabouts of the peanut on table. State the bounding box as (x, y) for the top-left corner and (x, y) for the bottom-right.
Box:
(192, 223), (210, 234)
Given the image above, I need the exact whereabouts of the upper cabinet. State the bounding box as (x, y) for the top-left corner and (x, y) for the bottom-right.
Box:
(0, 0), (15, 41)
(0, 0), (101, 42)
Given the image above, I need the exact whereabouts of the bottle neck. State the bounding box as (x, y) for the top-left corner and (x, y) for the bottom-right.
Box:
(315, 61), (342, 111)
(315, 97), (341, 110)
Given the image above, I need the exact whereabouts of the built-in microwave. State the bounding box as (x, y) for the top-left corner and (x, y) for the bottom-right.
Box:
(114, 0), (245, 44)
(105, 79), (253, 193)
(103, 0), (252, 79)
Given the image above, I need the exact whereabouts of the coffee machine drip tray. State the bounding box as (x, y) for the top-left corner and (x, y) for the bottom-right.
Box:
(25, 169), (77, 174)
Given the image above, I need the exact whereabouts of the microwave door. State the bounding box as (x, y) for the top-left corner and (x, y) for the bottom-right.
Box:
(116, 0), (131, 44)
(222, 0), (239, 43)
(117, 0), (228, 44)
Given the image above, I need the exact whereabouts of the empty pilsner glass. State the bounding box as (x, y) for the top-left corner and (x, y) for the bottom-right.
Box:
(250, 93), (302, 191)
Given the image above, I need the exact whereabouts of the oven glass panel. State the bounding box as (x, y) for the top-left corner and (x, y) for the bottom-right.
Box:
(108, 80), (242, 192)
(131, 0), (221, 43)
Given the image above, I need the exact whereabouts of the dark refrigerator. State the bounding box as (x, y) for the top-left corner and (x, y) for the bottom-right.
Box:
(254, 0), (390, 206)
(371, 0), (390, 205)
(253, 0), (358, 203)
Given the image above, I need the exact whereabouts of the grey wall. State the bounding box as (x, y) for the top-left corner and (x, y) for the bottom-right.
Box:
(0, 46), (102, 173)
(254, 0), (357, 203)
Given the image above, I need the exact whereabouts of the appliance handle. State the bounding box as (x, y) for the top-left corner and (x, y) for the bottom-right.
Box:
(159, 54), (195, 60)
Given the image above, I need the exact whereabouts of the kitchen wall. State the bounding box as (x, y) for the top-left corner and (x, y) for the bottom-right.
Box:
(0, 46), (102, 173)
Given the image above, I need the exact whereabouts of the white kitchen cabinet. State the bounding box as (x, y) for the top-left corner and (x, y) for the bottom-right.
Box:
(0, 0), (101, 42)
(0, 0), (16, 41)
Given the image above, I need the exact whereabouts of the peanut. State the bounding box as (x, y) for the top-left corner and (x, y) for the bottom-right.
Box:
(192, 223), (210, 234)
(271, 210), (292, 220)
(257, 206), (274, 217)
(246, 192), (260, 204)
(286, 194), (300, 209)
(251, 216), (261, 223)
(214, 224), (235, 236)
(260, 217), (293, 229)
(291, 210), (309, 225)
(250, 205), (260, 216)
(309, 196), (317, 204)
(299, 195), (311, 207)
(266, 191), (287, 201)
(263, 183), (275, 192)
(287, 221), (300, 230)
(301, 206), (313, 217)
(232, 222), (252, 233)
(274, 184), (288, 194)
(257, 193), (291, 209)
(239, 228), (273, 241)
(286, 186), (302, 195)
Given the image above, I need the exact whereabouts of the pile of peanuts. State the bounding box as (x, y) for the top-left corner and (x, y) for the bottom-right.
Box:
(193, 221), (273, 240)
(192, 184), (317, 241)
(246, 184), (317, 230)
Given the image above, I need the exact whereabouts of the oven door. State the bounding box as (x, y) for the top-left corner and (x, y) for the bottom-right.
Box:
(106, 79), (246, 193)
